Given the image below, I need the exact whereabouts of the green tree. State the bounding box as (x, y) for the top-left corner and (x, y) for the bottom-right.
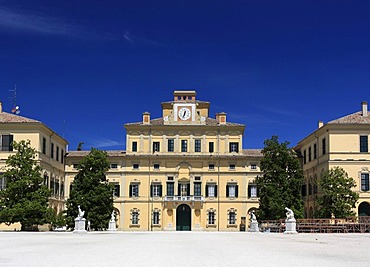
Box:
(65, 148), (113, 230)
(256, 136), (304, 220)
(50, 210), (67, 229)
(316, 167), (359, 218)
(0, 140), (52, 230)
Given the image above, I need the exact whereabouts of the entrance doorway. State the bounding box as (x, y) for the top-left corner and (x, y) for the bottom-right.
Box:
(176, 204), (191, 231)
(358, 202), (370, 216)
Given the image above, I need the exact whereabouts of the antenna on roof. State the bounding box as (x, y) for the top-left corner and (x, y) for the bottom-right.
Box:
(9, 85), (20, 114)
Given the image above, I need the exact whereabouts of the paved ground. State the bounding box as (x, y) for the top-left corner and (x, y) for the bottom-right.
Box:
(0, 231), (369, 267)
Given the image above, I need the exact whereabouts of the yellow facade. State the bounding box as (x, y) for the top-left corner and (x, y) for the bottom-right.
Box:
(0, 103), (68, 230)
(66, 91), (262, 231)
(296, 101), (370, 218)
(4, 93), (368, 231)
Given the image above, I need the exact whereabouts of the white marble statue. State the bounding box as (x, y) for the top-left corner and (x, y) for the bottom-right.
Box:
(285, 207), (294, 220)
(111, 211), (115, 222)
(77, 205), (85, 220)
(250, 211), (257, 222)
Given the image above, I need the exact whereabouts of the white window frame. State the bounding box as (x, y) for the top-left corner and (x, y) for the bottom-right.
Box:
(208, 184), (215, 197)
(131, 184), (139, 197)
(250, 185), (257, 198)
(152, 184), (160, 197)
(228, 184), (236, 197)
(228, 209), (237, 225)
(152, 209), (160, 225)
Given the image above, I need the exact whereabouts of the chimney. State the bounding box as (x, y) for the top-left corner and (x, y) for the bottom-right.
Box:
(216, 112), (227, 125)
(318, 120), (324, 128)
(362, 101), (368, 117)
(142, 112), (151, 124)
(0, 101), (2, 113)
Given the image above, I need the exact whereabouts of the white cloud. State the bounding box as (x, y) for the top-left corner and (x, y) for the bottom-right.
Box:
(87, 138), (124, 149)
(0, 5), (91, 38)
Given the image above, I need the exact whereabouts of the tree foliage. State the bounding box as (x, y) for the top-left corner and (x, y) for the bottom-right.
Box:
(316, 167), (359, 218)
(0, 140), (52, 230)
(65, 148), (113, 230)
(256, 136), (304, 220)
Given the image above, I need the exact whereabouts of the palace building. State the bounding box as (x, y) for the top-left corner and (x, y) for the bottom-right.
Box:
(296, 101), (370, 218)
(0, 102), (68, 230)
(66, 91), (262, 231)
(1, 91), (369, 231)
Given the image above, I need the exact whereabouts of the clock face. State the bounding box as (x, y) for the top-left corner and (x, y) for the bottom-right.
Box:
(178, 107), (191, 120)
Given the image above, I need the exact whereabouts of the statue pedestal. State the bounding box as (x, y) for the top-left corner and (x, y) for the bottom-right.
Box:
(284, 219), (298, 234)
(73, 218), (87, 234)
(249, 221), (259, 232)
(108, 220), (117, 231)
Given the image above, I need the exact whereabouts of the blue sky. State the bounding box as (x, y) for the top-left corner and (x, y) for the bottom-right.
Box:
(1, 0), (370, 150)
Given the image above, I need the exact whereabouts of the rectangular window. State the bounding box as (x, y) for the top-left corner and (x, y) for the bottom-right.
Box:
(113, 184), (120, 197)
(55, 181), (60, 196)
(61, 149), (64, 164)
(206, 184), (217, 197)
(209, 142), (214, 153)
(130, 184), (139, 197)
(248, 184), (257, 198)
(209, 164), (215, 170)
(226, 184), (238, 198)
(0, 134), (14, 151)
(42, 137), (46, 154)
(60, 183), (64, 197)
(50, 180), (55, 195)
(194, 182), (201, 197)
(51, 143), (54, 159)
(228, 211), (236, 224)
(322, 138), (326, 155)
(179, 183), (189, 196)
(250, 164), (257, 170)
(361, 173), (369, 191)
(151, 184), (162, 197)
(229, 142), (239, 153)
(110, 164), (118, 169)
(195, 139), (201, 152)
(131, 211), (139, 225)
(167, 182), (174, 196)
(301, 184), (307, 197)
(229, 164), (236, 170)
(208, 211), (215, 225)
(303, 150), (307, 164)
(308, 147), (312, 162)
(133, 163), (139, 170)
(168, 139), (174, 152)
(0, 176), (6, 190)
(313, 144), (317, 159)
(56, 146), (59, 161)
(152, 211), (160, 225)
(153, 163), (160, 170)
(153, 142), (160, 152)
(181, 140), (188, 152)
(132, 141), (138, 152)
(360, 136), (368, 153)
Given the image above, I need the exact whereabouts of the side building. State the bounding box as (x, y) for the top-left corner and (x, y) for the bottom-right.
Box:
(296, 101), (370, 218)
(0, 102), (68, 230)
(66, 91), (262, 231)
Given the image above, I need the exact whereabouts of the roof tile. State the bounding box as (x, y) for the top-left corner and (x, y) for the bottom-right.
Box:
(0, 111), (40, 123)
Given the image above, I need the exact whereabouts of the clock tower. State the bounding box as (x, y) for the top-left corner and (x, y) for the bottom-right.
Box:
(173, 91), (196, 122)
(161, 90), (210, 125)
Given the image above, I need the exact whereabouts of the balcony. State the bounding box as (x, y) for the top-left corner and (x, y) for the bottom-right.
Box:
(164, 195), (204, 202)
(163, 195), (204, 208)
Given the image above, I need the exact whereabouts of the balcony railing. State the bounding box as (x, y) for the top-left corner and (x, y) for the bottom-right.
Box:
(163, 195), (204, 202)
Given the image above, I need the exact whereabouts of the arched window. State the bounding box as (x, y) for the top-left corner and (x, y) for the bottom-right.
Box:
(358, 202), (370, 216)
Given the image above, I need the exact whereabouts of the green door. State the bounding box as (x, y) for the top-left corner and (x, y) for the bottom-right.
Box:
(176, 204), (191, 231)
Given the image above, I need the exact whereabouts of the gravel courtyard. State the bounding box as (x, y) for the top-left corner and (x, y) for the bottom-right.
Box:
(0, 232), (369, 267)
